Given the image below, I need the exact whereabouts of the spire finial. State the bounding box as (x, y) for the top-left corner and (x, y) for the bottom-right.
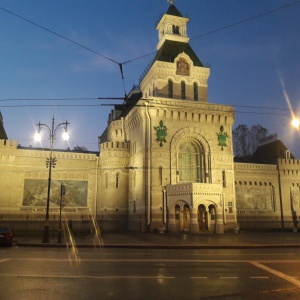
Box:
(168, 0), (174, 5)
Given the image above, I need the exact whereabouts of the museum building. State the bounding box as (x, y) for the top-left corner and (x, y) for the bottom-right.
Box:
(0, 3), (299, 234)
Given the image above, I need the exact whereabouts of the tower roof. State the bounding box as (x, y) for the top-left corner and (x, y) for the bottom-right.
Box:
(166, 4), (183, 17)
(154, 40), (204, 67)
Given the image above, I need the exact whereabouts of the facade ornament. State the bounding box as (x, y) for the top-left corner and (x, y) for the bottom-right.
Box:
(154, 120), (167, 147)
(176, 58), (190, 76)
(216, 125), (228, 151)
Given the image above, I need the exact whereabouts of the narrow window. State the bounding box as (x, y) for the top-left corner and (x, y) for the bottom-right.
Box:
(168, 79), (173, 98)
(222, 170), (226, 188)
(193, 82), (198, 101)
(133, 200), (136, 214)
(105, 173), (108, 189)
(159, 167), (163, 185)
(181, 81), (185, 99)
(116, 173), (119, 188)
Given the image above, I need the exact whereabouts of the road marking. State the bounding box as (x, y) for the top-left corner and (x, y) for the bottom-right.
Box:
(8, 258), (300, 263)
(250, 261), (300, 288)
(186, 253), (294, 256)
(0, 273), (174, 280)
(0, 259), (10, 263)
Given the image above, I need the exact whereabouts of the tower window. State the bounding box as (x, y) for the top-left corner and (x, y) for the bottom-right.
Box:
(172, 25), (179, 34)
(181, 81), (186, 99)
(168, 79), (173, 98)
(193, 82), (198, 101)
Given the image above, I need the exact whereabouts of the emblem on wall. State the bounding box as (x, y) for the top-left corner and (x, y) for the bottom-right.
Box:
(176, 58), (190, 76)
(216, 125), (228, 151)
(154, 120), (167, 147)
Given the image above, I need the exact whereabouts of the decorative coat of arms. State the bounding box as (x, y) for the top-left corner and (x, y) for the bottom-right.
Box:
(154, 120), (167, 147)
(176, 58), (190, 76)
(216, 125), (228, 151)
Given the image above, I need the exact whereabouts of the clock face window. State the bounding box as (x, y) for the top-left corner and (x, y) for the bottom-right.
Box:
(176, 58), (190, 76)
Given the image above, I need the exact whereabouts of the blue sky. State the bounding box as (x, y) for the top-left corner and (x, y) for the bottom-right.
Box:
(0, 0), (300, 156)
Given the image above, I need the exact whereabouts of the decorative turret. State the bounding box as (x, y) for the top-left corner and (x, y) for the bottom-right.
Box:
(140, 1), (210, 102)
(156, 2), (189, 50)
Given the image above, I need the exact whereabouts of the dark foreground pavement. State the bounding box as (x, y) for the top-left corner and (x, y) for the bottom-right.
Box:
(13, 231), (300, 249)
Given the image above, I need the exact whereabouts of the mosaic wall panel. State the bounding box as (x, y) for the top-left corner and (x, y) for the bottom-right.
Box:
(22, 179), (88, 207)
(236, 186), (275, 210)
(290, 185), (300, 210)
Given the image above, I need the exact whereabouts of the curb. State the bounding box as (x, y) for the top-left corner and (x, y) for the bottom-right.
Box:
(15, 243), (300, 249)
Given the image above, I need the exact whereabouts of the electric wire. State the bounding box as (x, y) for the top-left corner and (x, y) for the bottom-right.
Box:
(1, 0), (299, 82)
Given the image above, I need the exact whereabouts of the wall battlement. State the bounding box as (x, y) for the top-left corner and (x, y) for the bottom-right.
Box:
(0, 139), (18, 149)
(100, 141), (130, 151)
(278, 158), (300, 166)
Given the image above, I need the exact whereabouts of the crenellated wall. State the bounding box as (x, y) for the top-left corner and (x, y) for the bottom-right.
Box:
(0, 141), (98, 220)
(0, 139), (18, 149)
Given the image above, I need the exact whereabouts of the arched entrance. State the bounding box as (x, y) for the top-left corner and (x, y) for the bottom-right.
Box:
(208, 204), (216, 232)
(198, 204), (208, 231)
(198, 203), (217, 232)
(182, 204), (190, 231)
(174, 203), (190, 232)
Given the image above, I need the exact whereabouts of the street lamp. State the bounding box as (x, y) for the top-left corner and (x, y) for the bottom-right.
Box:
(34, 116), (70, 243)
(292, 118), (300, 130)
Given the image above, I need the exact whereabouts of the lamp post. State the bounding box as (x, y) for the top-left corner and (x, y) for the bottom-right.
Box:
(58, 183), (66, 244)
(34, 116), (70, 243)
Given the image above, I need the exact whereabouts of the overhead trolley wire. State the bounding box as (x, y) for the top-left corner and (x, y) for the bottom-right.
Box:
(0, 6), (128, 97)
(1, 0), (300, 91)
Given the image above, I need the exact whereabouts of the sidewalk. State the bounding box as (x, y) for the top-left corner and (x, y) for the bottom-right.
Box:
(14, 231), (300, 249)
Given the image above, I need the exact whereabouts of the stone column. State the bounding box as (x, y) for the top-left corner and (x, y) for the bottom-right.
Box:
(215, 207), (224, 234)
(190, 206), (200, 234)
(168, 206), (176, 232)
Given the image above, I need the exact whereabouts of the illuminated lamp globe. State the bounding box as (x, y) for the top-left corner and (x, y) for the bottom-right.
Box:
(292, 118), (300, 129)
(34, 132), (42, 142)
(62, 131), (70, 141)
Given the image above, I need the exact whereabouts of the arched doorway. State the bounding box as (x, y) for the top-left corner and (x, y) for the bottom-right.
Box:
(208, 204), (216, 232)
(174, 203), (190, 232)
(198, 204), (208, 231)
(182, 204), (190, 231)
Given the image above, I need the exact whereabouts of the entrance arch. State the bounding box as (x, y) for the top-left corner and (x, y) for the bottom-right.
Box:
(198, 204), (208, 231)
(208, 204), (216, 232)
(197, 203), (217, 232)
(174, 202), (190, 232)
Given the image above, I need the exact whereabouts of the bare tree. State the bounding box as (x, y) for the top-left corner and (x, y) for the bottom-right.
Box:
(73, 145), (88, 152)
(233, 124), (270, 157)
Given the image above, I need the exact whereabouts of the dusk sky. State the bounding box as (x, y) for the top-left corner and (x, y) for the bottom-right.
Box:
(0, 0), (300, 156)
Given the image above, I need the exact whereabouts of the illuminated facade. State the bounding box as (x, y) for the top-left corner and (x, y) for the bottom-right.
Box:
(0, 4), (299, 233)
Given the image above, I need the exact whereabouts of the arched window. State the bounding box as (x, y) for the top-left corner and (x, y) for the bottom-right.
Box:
(181, 81), (186, 99)
(193, 82), (198, 101)
(178, 140), (206, 183)
(168, 79), (173, 98)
